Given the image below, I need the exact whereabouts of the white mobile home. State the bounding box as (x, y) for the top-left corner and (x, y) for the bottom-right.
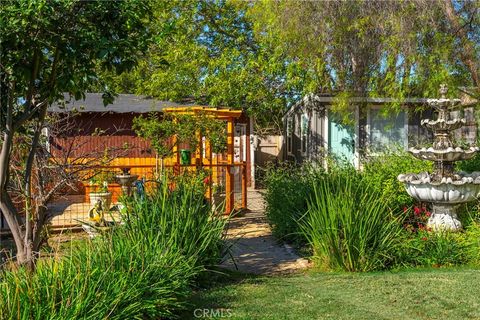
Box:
(283, 94), (478, 168)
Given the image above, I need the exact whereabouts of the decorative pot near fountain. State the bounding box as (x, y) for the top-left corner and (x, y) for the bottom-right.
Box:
(398, 85), (480, 231)
(115, 168), (139, 197)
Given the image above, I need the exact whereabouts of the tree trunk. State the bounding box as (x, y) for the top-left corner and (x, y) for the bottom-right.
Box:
(22, 103), (49, 270)
(0, 191), (27, 263)
(0, 96), (47, 269)
(0, 94), (30, 265)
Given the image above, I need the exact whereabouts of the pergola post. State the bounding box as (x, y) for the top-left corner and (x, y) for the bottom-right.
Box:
(241, 161), (247, 209)
(225, 118), (235, 214)
(172, 133), (180, 176)
(204, 135), (212, 203)
(195, 129), (202, 167)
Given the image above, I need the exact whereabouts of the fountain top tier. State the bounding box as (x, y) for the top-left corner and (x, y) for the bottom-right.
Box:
(408, 85), (479, 179)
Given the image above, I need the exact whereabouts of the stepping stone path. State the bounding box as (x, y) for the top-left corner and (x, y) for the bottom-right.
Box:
(221, 189), (310, 275)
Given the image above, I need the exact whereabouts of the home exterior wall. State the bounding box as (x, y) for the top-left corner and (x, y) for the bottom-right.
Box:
(283, 99), (477, 167)
(50, 111), (253, 187)
(50, 113), (154, 159)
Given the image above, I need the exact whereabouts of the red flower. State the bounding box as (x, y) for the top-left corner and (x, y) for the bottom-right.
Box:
(421, 237), (428, 241)
(403, 206), (408, 213)
(203, 176), (211, 185)
(425, 211), (431, 217)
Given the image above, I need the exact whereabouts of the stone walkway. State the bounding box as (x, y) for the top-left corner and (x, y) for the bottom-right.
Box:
(221, 189), (309, 275)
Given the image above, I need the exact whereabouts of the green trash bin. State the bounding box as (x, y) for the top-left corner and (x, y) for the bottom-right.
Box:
(180, 149), (191, 165)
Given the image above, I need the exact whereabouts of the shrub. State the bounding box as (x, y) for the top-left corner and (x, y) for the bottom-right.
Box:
(457, 152), (480, 173)
(362, 149), (431, 211)
(394, 231), (469, 268)
(299, 173), (402, 272)
(402, 205), (431, 232)
(0, 176), (226, 319)
(264, 151), (428, 246)
(264, 153), (480, 272)
(263, 163), (323, 245)
(457, 222), (480, 266)
(393, 219), (480, 268)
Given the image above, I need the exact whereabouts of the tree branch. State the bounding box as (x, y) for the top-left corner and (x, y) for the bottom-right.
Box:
(444, 0), (480, 87)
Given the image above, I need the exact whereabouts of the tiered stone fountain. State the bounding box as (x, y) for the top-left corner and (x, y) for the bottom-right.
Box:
(398, 85), (480, 231)
(115, 168), (138, 197)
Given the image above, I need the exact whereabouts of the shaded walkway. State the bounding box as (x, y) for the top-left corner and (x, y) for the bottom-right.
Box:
(221, 189), (309, 275)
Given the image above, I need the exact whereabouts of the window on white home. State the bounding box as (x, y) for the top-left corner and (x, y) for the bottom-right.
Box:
(452, 107), (476, 145)
(287, 117), (293, 154)
(369, 108), (407, 152)
(300, 113), (309, 154)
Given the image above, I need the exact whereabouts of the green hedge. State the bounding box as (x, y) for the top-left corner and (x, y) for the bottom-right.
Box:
(263, 163), (333, 245)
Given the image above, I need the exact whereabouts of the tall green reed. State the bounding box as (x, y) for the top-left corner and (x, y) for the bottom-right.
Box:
(299, 172), (402, 272)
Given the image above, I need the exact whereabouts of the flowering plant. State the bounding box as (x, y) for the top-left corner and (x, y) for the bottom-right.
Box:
(403, 204), (432, 233)
(89, 180), (109, 193)
(88, 169), (115, 193)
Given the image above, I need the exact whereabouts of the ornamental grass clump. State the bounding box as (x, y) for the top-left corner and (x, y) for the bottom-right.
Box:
(264, 163), (317, 244)
(122, 177), (226, 269)
(263, 162), (342, 245)
(0, 176), (226, 319)
(299, 173), (403, 272)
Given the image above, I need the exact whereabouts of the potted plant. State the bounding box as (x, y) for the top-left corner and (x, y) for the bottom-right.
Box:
(180, 149), (191, 166)
(87, 174), (113, 210)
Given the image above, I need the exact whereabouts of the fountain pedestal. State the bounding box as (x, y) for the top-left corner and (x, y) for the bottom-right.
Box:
(429, 204), (462, 231)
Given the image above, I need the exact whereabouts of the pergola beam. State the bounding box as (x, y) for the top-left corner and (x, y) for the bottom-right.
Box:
(163, 106), (243, 119)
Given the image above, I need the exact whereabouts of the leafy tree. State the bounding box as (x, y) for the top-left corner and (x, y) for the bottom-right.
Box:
(97, 0), (294, 134)
(0, 0), (153, 267)
(101, 0), (478, 134)
(133, 112), (227, 167)
(251, 0), (479, 99)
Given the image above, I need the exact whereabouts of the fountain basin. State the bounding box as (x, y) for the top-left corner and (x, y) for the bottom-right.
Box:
(421, 118), (465, 131)
(115, 174), (139, 197)
(408, 146), (479, 162)
(115, 174), (139, 186)
(398, 172), (480, 204)
(427, 97), (461, 109)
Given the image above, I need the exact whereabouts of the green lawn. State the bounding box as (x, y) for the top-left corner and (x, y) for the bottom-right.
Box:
(184, 268), (480, 319)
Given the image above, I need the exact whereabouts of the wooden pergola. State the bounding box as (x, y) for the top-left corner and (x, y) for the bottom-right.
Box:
(163, 106), (245, 213)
